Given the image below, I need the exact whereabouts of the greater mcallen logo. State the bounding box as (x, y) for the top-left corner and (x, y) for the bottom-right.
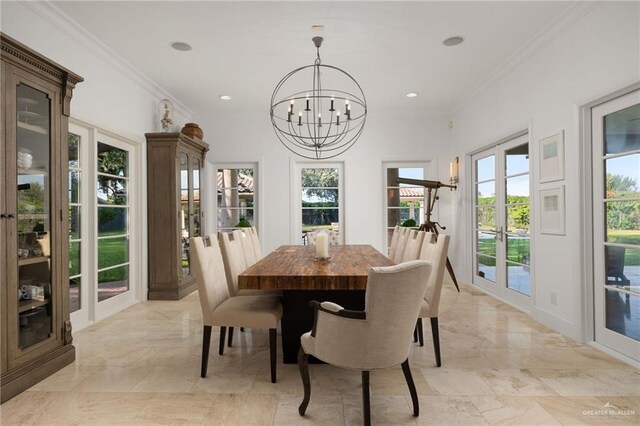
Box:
(583, 402), (635, 417)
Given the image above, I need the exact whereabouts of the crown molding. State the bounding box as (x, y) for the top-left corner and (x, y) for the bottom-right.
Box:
(20, 0), (193, 120)
(450, 0), (601, 115)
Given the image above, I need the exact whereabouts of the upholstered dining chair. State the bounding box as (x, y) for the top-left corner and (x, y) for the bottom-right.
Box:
(306, 229), (340, 246)
(414, 233), (450, 367)
(219, 231), (281, 347)
(402, 229), (426, 262)
(389, 226), (412, 263)
(233, 227), (262, 266)
(298, 260), (432, 425)
(191, 235), (282, 382)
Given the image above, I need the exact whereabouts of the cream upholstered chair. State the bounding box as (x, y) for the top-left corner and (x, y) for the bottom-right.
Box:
(402, 230), (426, 262)
(191, 235), (282, 382)
(219, 231), (281, 347)
(298, 261), (432, 425)
(389, 226), (412, 263)
(414, 233), (450, 367)
(233, 227), (262, 266)
(306, 229), (340, 246)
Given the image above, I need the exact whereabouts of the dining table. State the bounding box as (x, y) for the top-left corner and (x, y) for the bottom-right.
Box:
(238, 244), (394, 363)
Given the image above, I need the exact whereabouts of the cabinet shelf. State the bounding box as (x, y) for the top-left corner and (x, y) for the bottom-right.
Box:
(17, 121), (47, 135)
(18, 167), (47, 176)
(18, 298), (48, 313)
(18, 256), (49, 266)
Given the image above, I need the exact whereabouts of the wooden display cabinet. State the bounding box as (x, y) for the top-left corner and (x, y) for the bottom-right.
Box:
(1, 33), (83, 402)
(146, 132), (209, 300)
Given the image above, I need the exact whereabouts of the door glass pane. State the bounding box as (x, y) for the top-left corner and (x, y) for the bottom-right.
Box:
(476, 155), (495, 181)
(180, 153), (190, 277)
(605, 154), (640, 199)
(506, 205), (530, 234)
(605, 246), (639, 291)
(604, 104), (640, 155)
(506, 175), (529, 198)
(69, 206), (81, 239)
(605, 201), (640, 242)
(302, 168), (340, 235)
(605, 290), (639, 341)
(507, 261), (530, 296)
(477, 230), (496, 257)
(70, 277), (81, 314)
(507, 234), (530, 266)
(505, 144), (529, 176)
(477, 255), (497, 282)
(68, 132), (81, 313)
(97, 141), (130, 302)
(217, 167), (256, 231)
(192, 158), (201, 237)
(16, 84), (52, 349)
(475, 206), (496, 231)
(476, 181), (495, 204)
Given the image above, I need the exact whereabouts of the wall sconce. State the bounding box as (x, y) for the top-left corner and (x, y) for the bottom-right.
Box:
(449, 156), (459, 187)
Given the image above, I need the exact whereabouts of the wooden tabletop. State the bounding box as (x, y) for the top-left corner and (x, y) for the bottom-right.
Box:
(238, 245), (394, 290)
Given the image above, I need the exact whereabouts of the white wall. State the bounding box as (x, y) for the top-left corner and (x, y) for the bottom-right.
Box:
(196, 108), (453, 255)
(1, 1), (191, 139)
(449, 2), (640, 341)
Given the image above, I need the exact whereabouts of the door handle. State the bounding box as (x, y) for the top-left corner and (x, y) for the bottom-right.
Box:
(7, 213), (15, 219)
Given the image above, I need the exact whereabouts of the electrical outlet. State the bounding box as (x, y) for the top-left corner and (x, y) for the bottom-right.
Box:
(551, 291), (558, 306)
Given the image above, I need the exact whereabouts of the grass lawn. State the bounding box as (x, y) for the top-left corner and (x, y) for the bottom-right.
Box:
(70, 230), (129, 282)
(608, 230), (640, 264)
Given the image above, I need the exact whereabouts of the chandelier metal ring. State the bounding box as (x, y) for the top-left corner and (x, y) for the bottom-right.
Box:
(270, 37), (367, 160)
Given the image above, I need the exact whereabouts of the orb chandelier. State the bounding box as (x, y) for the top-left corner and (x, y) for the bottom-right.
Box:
(270, 37), (367, 160)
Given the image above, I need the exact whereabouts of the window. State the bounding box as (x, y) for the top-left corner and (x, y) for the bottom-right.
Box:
(217, 166), (256, 233)
(96, 142), (130, 302)
(295, 163), (344, 245)
(383, 163), (428, 251)
(68, 132), (81, 313)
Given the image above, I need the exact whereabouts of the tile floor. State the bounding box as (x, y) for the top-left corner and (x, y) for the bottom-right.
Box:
(2, 279), (639, 425)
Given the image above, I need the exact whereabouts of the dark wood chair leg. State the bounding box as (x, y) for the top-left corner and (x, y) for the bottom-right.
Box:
(201, 325), (212, 378)
(430, 317), (442, 367)
(417, 318), (424, 347)
(362, 371), (371, 426)
(298, 348), (311, 415)
(401, 359), (419, 416)
(227, 327), (234, 347)
(241, 327), (245, 332)
(269, 328), (277, 383)
(413, 324), (418, 343)
(218, 326), (227, 356)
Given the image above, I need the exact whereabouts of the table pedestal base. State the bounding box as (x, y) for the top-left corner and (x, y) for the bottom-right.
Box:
(281, 290), (365, 364)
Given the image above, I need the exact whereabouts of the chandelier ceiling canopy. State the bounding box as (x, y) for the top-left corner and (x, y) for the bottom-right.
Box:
(270, 37), (367, 160)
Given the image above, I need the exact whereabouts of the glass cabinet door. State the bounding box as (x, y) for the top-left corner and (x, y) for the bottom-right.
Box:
(15, 83), (53, 350)
(192, 157), (201, 238)
(179, 152), (191, 277)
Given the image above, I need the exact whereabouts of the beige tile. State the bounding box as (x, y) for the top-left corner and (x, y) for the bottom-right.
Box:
(201, 394), (278, 425)
(28, 363), (102, 392)
(421, 368), (495, 396)
(135, 392), (215, 425)
(131, 365), (200, 393)
(535, 396), (636, 425)
(470, 395), (560, 425)
(370, 366), (434, 396)
(250, 363), (305, 395)
(274, 394), (344, 425)
(72, 366), (152, 392)
(190, 370), (257, 394)
(416, 395), (488, 425)
(343, 395), (417, 425)
(478, 369), (557, 396)
(530, 369), (638, 397)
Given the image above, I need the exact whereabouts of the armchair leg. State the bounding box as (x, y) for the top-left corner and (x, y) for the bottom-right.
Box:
(228, 327), (234, 347)
(218, 326), (227, 355)
(401, 359), (419, 416)
(241, 327), (245, 332)
(269, 328), (277, 383)
(201, 326), (212, 378)
(362, 371), (371, 426)
(298, 348), (311, 416)
(413, 325), (418, 343)
(430, 317), (442, 367)
(417, 318), (424, 347)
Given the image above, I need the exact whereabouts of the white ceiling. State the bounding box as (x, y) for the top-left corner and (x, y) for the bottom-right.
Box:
(55, 1), (574, 117)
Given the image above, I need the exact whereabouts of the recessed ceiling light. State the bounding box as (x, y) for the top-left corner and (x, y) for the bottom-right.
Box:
(443, 36), (465, 47)
(219, 95), (232, 100)
(171, 42), (192, 51)
(406, 92), (418, 98)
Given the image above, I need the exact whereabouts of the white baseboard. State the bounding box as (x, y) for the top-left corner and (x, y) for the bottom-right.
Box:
(587, 341), (640, 369)
(532, 306), (582, 343)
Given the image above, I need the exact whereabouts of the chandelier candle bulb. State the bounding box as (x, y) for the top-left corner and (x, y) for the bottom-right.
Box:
(298, 111), (302, 126)
(306, 99), (310, 111)
(336, 110), (340, 126)
(330, 98), (335, 111)
(318, 113), (322, 127)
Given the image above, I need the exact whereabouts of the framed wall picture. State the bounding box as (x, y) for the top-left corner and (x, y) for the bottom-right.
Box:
(539, 130), (564, 183)
(540, 185), (565, 235)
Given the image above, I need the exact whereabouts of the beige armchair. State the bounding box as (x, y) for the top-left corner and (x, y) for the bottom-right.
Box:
(298, 260), (432, 425)
(402, 229), (426, 262)
(191, 235), (282, 382)
(306, 229), (340, 246)
(415, 233), (450, 367)
(233, 227), (262, 266)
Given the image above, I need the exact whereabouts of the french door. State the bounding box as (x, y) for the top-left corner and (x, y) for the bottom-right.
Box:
(472, 133), (532, 309)
(592, 90), (640, 361)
